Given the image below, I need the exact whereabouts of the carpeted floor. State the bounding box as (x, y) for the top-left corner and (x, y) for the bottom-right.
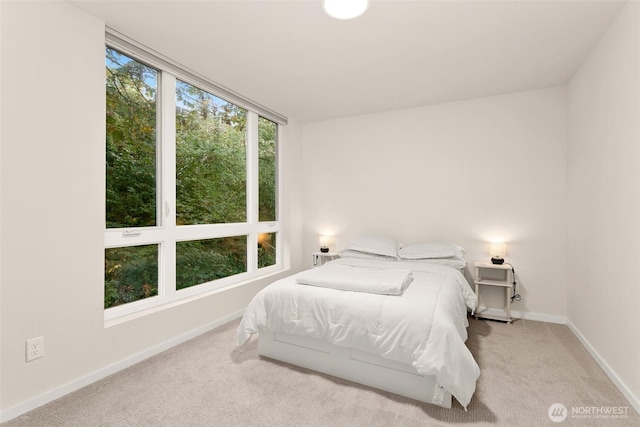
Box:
(3, 317), (638, 426)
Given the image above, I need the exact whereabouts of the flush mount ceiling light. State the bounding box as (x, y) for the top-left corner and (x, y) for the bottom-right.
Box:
(323, 0), (370, 20)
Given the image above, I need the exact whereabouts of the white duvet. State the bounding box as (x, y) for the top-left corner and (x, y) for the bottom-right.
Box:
(237, 257), (480, 408)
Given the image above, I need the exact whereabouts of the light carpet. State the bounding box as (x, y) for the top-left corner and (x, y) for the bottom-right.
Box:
(3, 317), (638, 426)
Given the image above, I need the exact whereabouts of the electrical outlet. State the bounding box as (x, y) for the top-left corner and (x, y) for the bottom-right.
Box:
(26, 336), (44, 362)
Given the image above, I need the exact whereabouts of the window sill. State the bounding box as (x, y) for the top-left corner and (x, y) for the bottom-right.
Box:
(104, 267), (289, 328)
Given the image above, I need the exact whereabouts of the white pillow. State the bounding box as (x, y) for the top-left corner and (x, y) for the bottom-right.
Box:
(342, 235), (400, 258)
(401, 256), (467, 270)
(398, 242), (462, 260)
(339, 249), (398, 261)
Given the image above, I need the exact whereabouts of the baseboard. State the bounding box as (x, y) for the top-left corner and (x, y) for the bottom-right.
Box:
(474, 307), (567, 324)
(0, 309), (244, 423)
(566, 320), (640, 416)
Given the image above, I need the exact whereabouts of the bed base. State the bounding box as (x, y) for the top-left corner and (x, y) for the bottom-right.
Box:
(258, 331), (452, 408)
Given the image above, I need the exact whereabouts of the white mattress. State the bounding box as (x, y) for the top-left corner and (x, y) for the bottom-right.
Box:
(237, 257), (480, 408)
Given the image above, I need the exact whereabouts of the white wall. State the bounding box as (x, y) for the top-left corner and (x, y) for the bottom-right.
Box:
(568, 0), (640, 410)
(302, 87), (568, 320)
(0, 1), (304, 417)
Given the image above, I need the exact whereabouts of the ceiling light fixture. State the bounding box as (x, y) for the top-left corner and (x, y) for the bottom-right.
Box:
(322, 0), (369, 20)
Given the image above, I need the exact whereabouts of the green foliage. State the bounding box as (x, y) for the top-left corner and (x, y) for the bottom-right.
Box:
(105, 245), (158, 309)
(176, 237), (247, 290)
(258, 233), (276, 268)
(175, 80), (247, 225)
(106, 48), (157, 228)
(258, 117), (277, 222)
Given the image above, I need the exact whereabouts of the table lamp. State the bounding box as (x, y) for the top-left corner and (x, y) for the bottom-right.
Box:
(319, 235), (332, 253)
(490, 242), (506, 265)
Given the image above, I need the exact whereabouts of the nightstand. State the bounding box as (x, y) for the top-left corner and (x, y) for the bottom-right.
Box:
(311, 251), (339, 268)
(473, 261), (514, 323)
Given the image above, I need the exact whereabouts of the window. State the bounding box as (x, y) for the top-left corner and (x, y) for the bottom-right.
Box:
(176, 236), (247, 290)
(104, 36), (284, 319)
(258, 117), (277, 222)
(258, 232), (276, 268)
(105, 245), (158, 308)
(175, 80), (247, 225)
(106, 48), (158, 229)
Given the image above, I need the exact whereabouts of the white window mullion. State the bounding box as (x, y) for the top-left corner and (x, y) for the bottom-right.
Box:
(161, 73), (177, 299)
(275, 124), (283, 266)
(246, 111), (259, 273)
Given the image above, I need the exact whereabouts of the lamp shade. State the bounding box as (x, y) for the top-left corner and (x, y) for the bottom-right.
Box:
(319, 235), (334, 252)
(489, 242), (506, 258)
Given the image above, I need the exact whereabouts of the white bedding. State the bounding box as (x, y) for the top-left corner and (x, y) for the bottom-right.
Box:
(237, 257), (480, 408)
(295, 263), (413, 295)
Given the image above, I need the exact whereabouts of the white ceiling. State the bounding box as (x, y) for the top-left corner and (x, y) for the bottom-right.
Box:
(72, 0), (627, 123)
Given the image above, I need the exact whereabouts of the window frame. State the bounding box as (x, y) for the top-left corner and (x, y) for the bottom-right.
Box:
(104, 31), (284, 323)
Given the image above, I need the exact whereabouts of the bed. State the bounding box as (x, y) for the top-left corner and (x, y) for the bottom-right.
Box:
(237, 238), (480, 410)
